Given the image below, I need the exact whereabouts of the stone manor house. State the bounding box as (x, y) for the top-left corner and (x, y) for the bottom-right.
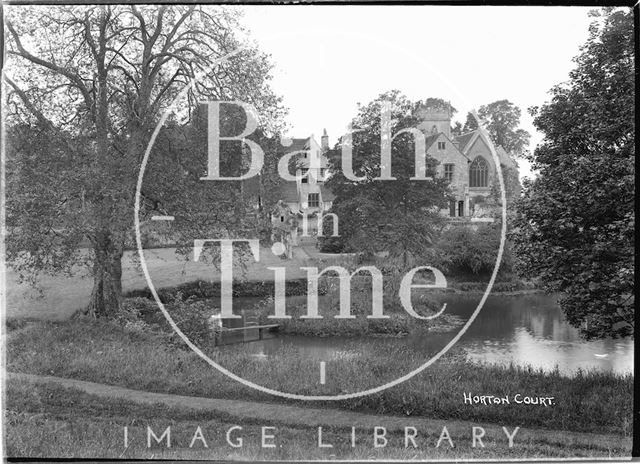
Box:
(246, 104), (518, 242)
(412, 105), (518, 218)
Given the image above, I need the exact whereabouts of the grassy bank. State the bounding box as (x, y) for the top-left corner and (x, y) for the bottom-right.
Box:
(6, 380), (629, 459)
(122, 277), (541, 303)
(6, 319), (633, 436)
(450, 280), (539, 293)
(121, 274), (462, 338)
(245, 292), (461, 337)
(124, 278), (311, 301)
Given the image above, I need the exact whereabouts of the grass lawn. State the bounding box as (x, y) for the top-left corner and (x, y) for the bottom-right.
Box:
(6, 245), (538, 322)
(4, 380), (631, 459)
(6, 319), (633, 437)
(5, 247), (314, 321)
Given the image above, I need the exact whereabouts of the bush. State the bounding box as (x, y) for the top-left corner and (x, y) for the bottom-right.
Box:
(317, 213), (346, 253)
(5, 319), (31, 332)
(119, 295), (214, 348)
(248, 277), (444, 337)
(163, 296), (214, 347)
(435, 223), (513, 279)
(118, 298), (166, 337)
(125, 278), (308, 301)
(317, 235), (345, 253)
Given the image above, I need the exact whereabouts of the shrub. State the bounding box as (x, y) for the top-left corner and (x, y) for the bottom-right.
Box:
(5, 319), (30, 332)
(317, 235), (345, 253)
(125, 278), (308, 301)
(435, 223), (513, 279)
(118, 298), (165, 337)
(249, 277), (442, 337)
(317, 213), (346, 253)
(163, 296), (214, 347)
(119, 295), (214, 348)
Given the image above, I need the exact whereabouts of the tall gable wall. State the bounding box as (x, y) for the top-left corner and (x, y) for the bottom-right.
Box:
(426, 134), (469, 199)
(465, 134), (496, 193)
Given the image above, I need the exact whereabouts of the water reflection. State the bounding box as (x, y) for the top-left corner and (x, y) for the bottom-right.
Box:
(215, 293), (634, 376)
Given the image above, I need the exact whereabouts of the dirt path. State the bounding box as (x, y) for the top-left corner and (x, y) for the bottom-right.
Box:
(6, 371), (630, 452)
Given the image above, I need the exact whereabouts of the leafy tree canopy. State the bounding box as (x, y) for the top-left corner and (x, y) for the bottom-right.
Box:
(511, 7), (634, 339)
(5, 5), (285, 317)
(462, 112), (479, 133)
(324, 90), (452, 263)
(477, 100), (531, 156)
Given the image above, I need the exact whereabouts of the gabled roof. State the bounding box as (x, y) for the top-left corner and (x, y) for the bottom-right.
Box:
(285, 137), (311, 153)
(453, 131), (477, 153)
(424, 131), (470, 162)
(423, 133), (440, 151)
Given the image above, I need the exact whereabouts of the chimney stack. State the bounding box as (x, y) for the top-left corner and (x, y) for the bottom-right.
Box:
(321, 128), (329, 151)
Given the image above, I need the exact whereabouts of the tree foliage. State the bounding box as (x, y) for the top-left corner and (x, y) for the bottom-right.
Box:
(5, 5), (284, 317)
(461, 101), (529, 158)
(322, 90), (452, 264)
(436, 224), (512, 279)
(476, 100), (531, 156)
(489, 163), (521, 206)
(462, 112), (479, 133)
(142, 105), (279, 250)
(511, 8), (634, 339)
(451, 121), (463, 137)
(478, 100), (531, 155)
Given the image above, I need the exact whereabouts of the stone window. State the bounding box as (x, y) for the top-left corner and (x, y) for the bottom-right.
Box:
(469, 156), (489, 187)
(308, 193), (320, 207)
(438, 141), (446, 150)
(444, 164), (454, 182)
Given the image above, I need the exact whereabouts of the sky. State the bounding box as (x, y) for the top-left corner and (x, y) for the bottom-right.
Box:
(240, 6), (596, 180)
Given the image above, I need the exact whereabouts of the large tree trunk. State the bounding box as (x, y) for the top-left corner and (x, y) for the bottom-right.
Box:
(86, 19), (124, 319)
(86, 231), (123, 318)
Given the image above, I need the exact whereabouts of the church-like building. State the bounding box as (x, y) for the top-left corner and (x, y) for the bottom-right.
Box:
(270, 106), (518, 223)
(257, 104), (519, 244)
(414, 105), (519, 218)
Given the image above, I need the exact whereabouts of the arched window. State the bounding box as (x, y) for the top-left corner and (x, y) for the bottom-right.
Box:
(469, 157), (489, 187)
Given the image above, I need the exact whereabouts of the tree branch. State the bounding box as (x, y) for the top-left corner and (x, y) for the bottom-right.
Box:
(6, 20), (95, 120)
(4, 76), (54, 129)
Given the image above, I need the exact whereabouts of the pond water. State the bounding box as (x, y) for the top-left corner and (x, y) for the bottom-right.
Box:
(214, 293), (634, 376)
